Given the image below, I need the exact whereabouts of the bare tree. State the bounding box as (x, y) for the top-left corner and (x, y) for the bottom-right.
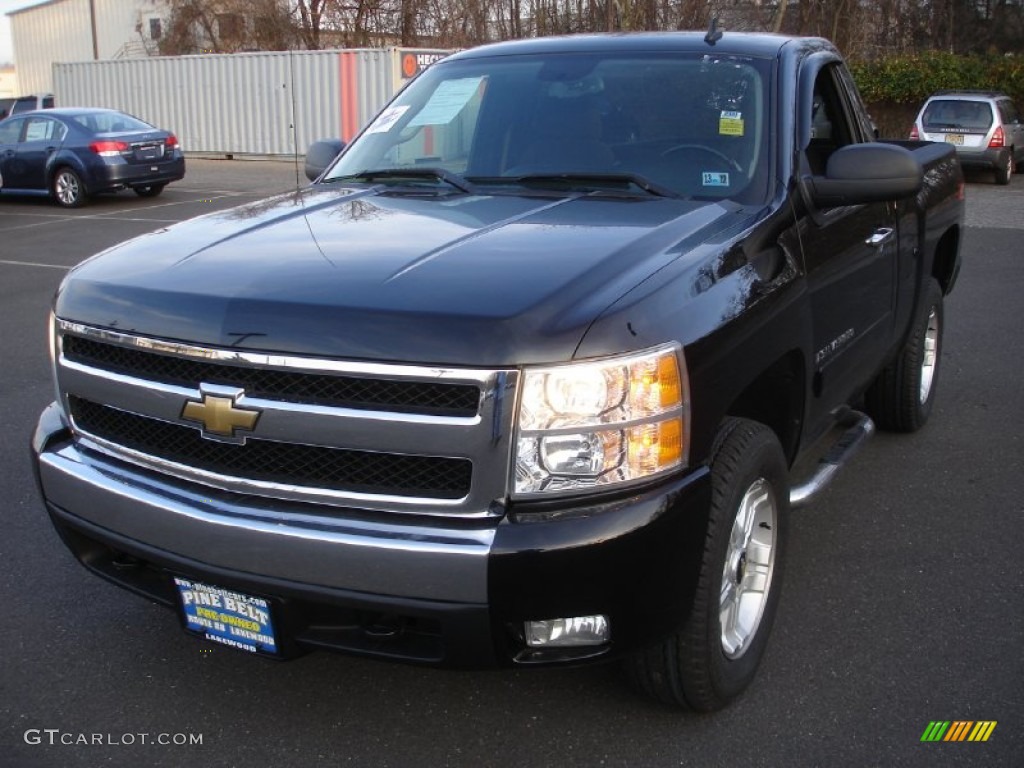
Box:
(158, 0), (1022, 58)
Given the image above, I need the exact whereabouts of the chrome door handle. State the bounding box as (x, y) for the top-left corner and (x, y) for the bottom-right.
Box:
(865, 227), (894, 247)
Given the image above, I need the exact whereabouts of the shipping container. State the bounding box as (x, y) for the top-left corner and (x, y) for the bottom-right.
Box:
(52, 47), (450, 158)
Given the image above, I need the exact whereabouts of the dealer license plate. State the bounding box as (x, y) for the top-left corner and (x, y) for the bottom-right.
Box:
(174, 577), (278, 655)
(945, 134), (964, 145)
(134, 144), (163, 160)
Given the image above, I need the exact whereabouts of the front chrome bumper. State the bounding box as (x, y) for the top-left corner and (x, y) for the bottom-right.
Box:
(34, 402), (494, 603)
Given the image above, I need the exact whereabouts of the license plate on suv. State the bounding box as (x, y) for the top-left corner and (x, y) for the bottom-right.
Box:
(945, 134), (965, 145)
(174, 577), (279, 655)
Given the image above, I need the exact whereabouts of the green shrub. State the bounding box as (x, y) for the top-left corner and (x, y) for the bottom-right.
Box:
(850, 52), (1024, 105)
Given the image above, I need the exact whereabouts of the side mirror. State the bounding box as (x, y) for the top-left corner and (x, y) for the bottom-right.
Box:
(304, 139), (346, 182)
(807, 143), (923, 208)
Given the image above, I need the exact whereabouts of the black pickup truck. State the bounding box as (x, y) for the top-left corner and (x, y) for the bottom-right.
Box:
(32, 31), (963, 710)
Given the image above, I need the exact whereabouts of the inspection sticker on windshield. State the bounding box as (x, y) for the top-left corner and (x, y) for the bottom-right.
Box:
(366, 105), (410, 134)
(702, 172), (730, 187)
(175, 577), (278, 655)
(719, 111), (745, 136)
(408, 77), (485, 127)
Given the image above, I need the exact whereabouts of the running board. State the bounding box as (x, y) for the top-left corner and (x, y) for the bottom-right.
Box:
(790, 410), (875, 508)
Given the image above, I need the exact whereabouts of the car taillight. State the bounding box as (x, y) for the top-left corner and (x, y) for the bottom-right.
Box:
(166, 134), (179, 150)
(989, 126), (1005, 148)
(909, 124), (920, 140)
(90, 140), (128, 157)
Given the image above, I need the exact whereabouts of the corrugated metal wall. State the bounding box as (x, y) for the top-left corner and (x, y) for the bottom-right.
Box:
(52, 48), (448, 158)
(9, 0), (166, 94)
(10, 0), (94, 96)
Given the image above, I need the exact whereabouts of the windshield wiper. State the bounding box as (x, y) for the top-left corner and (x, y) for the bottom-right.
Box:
(497, 173), (680, 199)
(326, 168), (478, 194)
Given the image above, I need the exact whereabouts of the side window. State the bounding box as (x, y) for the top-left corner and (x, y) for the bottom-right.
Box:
(805, 66), (855, 176)
(999, 100), (1020, 124)
(24, 117), (63, 142)
(0, 118), (24, 144)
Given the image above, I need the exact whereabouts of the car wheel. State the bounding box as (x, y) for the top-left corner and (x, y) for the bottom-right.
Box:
(52, 167), (87, 208)
(625, 418), (788, 711)
(865, 278), (943, 432)
(994, 151), (1012, 185)
(134, 184), (166, 198)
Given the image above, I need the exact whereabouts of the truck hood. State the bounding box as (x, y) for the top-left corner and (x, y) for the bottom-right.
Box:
(57, 185), (747, 366)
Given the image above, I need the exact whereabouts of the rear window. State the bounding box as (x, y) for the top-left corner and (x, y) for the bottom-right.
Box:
(71, 112), (154, 134)
(922, 99), (994, 132)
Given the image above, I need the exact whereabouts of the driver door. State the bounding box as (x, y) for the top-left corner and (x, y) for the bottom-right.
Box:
(798, 63), (897, 433)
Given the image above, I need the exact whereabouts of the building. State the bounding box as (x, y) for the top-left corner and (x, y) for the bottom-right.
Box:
(0, 64), (18, 98)
(8, 0), (169, 94)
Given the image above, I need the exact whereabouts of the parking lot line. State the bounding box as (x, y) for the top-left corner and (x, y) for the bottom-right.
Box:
(0, 258), (70, 270)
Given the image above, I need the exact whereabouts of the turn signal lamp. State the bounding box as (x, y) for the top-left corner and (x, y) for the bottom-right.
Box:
(89, 140), (129, 157)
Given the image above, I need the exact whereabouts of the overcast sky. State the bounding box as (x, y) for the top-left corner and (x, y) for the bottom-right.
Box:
(1, 0), (39, 66)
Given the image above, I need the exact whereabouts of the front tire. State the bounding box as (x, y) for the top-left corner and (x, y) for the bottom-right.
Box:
(52, 167), (87, 208)
(865, 278), (944, 432)
(625, 418), (788, 711)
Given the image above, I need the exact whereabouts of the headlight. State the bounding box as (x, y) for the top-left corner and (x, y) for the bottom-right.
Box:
(514, 344), (689, 496)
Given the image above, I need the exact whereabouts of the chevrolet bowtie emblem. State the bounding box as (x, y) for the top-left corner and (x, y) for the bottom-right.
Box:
(181, 388), (260, 442)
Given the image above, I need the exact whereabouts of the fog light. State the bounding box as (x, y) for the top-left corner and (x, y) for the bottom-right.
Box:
(524, 615), (610, 648)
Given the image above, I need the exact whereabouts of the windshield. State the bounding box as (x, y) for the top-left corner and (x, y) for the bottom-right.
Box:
(326, 51), (772, 202)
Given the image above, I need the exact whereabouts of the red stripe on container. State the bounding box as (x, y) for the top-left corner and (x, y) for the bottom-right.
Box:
(340, 52), (358, 142)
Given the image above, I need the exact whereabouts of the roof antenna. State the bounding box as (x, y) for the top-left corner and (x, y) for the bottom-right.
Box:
(705, 15), (723, 45)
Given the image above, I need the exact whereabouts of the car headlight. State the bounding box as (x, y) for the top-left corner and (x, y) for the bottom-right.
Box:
(514, 344), (689, 496)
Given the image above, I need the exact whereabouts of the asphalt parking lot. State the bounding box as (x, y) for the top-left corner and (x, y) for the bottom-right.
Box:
(2, 160), (1022, 767)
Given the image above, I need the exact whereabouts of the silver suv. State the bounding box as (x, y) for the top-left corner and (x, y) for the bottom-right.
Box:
(911, 91), (1024, 184)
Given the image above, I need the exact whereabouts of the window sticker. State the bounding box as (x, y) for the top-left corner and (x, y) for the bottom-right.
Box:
(366, 105), (410, 134)
(407, 77), (485, 127)
(702, 172), (730, 187)
(719, 111), (745, 137)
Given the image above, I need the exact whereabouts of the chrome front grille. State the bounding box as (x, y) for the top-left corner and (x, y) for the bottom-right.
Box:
(62, 335), (481, 416)
(70, 397), (474, 499)
(55, 321), (518, 516)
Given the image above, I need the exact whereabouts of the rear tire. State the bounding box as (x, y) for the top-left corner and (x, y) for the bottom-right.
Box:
(52, 167), (87, 208)
(865, 278), (944, 432)
(134, 184), (166, 198)
(994, 151), (1012, 185)
(625, 418), (788, 711)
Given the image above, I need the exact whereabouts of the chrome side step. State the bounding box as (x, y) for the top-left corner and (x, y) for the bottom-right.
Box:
(790, 410), (875, 508)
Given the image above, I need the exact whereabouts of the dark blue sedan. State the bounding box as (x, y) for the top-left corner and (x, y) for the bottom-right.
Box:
(0, 107), (185, 207)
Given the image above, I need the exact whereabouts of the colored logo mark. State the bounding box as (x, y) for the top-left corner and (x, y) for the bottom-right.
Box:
(921, 721), (997, 742)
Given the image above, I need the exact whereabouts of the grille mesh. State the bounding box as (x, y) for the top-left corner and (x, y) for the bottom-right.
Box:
(62, 335), (480, 417)
(71, 397), (472, 499)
